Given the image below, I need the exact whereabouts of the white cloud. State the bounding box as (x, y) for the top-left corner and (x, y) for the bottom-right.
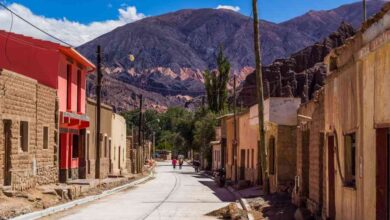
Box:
(216, 5), (240, 12)
(0, 3), (146, 46)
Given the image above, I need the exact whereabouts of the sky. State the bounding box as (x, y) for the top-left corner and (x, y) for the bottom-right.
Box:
(0, 0), (365, 46)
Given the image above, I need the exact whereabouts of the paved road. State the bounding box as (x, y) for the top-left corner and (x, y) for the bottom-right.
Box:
(43, 161), (235, 220)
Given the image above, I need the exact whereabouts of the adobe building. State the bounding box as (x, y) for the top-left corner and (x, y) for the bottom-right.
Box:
(85, 98), (112, 179)
(293, 89), (326, 217)
(0, 31), (95, 184)
(321, 4), (390, 219)
(249, 97), (301, 192)
(0, 69), (58, 190)
(110, 113), (127, 176)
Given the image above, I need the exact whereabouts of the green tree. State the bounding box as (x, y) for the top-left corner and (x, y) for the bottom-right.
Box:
(193, 111), (217, 168)
(204, 47), (231, 113)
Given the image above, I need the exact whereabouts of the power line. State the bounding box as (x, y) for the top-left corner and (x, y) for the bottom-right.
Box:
(0, 2), (73, 47)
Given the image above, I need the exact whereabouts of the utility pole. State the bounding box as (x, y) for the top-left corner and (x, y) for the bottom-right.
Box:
(95, 45), (102, 179)
(138, 94), (143, 173)
(363, 0), (367, 22)
(252, 0), (269, 194)
(233, 75), (238, 184)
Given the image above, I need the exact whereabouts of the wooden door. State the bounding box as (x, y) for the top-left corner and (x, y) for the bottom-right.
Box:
(376, 128), (389, 220)
(3, 120), (12, 186)
(328, 135), (336, 220)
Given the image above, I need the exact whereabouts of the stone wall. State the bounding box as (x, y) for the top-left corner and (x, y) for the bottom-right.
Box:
(0, 69), (57, 190)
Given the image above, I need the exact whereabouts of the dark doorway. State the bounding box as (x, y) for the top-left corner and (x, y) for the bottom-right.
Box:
(3, 120), (12, 186)
(302, 130), (310, 198)
(328, 135), (336, 220)
(78, 130), (86, 179)
(240, 149), (246, 180)
(376, 128), (389, 220)
(118, 146), (121, 171)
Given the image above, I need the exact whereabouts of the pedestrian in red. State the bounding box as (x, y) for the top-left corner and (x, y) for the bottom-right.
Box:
(172, 158), (177, 169)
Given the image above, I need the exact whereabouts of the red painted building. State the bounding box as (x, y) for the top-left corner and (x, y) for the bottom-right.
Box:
(0, 31), (95, 182)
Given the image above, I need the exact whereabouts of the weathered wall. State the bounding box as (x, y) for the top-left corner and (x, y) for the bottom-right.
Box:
(111, 113), (127, 175)
(322, 10), (390, 219)
(86, 99), (113, 179)
(0, 69), (57, 190)
(294, 90), (325, 216)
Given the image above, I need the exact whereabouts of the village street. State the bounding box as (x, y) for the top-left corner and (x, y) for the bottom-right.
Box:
(41, 161), (235, 220)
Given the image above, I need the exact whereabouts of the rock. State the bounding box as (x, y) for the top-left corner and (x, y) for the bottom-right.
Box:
(239, 22), (356, 106)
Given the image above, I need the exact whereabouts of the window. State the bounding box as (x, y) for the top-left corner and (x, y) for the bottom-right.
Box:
(86, 133), (90, 174)
(77, 69), (81, 112)
(20, 121), (29, 152)
(269, 137), (276, 175)
(109, 139), (112, 158)
(43, 126), (49, 149)
(104, 136), (107, 157)
(72, 135), (79, 158)
(66, 64), (72, 110)
(114, 147), (116, 160)
(344, 133), (356, 187)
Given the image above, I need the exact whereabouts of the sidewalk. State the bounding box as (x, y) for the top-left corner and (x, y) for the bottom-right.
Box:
(0, 167), (154, 220)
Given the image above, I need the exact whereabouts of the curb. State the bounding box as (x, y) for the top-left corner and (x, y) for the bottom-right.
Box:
(227, 186), (255, 220)
(12, 171), (154, 220)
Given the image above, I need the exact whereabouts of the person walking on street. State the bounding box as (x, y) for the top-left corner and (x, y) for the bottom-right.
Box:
(172, 158), (177, 169)
(179, 158), (183, 169)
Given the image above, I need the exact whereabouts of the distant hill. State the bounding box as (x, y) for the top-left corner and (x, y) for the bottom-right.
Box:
(77, 1), (386, 111)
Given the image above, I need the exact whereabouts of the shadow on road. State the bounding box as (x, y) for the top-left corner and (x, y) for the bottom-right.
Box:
(198, 180), (236, 202)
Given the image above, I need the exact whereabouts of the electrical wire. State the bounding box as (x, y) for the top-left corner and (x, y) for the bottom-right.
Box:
(0, 2), (73, 47)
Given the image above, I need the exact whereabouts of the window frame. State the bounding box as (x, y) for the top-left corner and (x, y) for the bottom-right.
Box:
(344, 132), (356, 188)
(43, 126), (49, 149)
(19, 121), (29, 152)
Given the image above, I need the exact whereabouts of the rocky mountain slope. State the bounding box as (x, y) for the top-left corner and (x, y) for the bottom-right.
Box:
(238, 23), (356, 106)
(77, 1), (385, 111)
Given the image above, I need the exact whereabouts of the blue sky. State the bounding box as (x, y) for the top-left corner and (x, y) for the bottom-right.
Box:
(5, 0), (359, 23)
(0, 0), (362, 45)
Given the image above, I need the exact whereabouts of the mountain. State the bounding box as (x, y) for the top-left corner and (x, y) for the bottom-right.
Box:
(77, 1), (386, 111)
(238, 22), (356, 107)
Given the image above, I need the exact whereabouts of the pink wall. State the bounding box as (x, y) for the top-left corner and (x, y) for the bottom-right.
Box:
(0, 31), (89, 115)
(57, 57), (87, 114)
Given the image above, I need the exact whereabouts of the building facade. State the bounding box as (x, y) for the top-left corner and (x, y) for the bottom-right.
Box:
(0, 69), (57, 190)
(111, 113), (127, 176)
(322, 7), (390, 219)
(211, 127), (222, 171)
(0, 31), (95, 183)
(249, 98), (300, 191)
(293, 89), (326, 217)
(85, 99), (112, 179)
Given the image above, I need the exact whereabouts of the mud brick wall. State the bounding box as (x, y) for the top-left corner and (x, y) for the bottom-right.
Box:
(294, 90), (325, 214)
(0, 70), (58, 190)
(276, 125), (297, 183)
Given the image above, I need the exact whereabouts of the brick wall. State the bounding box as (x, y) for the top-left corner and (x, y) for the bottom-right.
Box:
(0, 69), (57, 190)
(294, 90), (325, 215)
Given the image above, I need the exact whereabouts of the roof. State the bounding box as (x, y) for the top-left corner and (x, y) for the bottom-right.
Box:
(0, 30), (95, 72)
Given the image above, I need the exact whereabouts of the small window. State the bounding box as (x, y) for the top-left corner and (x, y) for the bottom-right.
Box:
(43, 126), (49, 149)
(114, 147), (116, 160)
(109, 139), (111, 158)
(20, 121), (29, 152)
(344, 133), (356, 187)
(269, 137), (276, 175)
(66, 64), (72, 110)
(104, 136), (107, 157)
